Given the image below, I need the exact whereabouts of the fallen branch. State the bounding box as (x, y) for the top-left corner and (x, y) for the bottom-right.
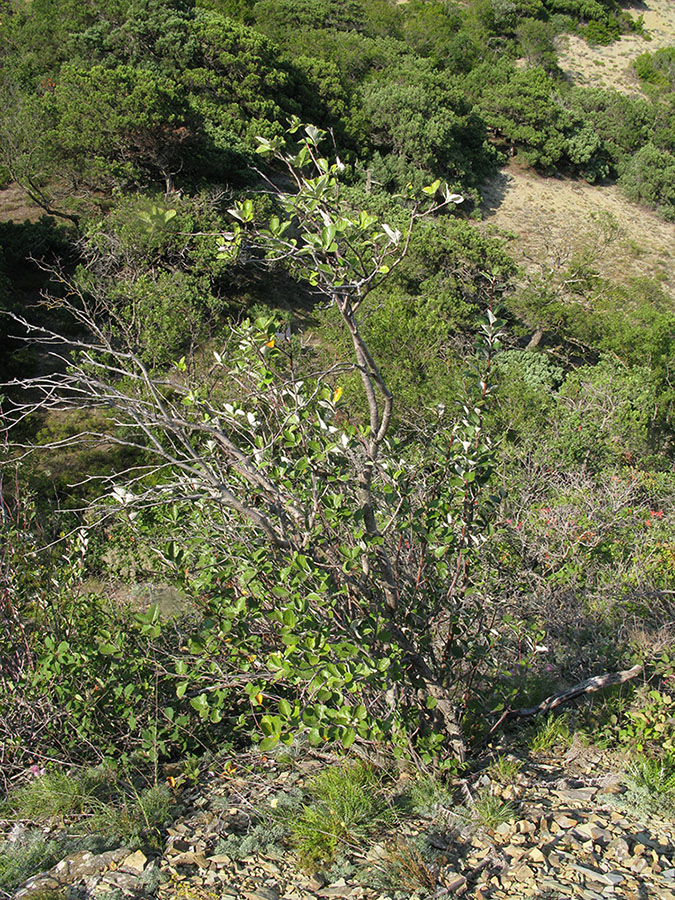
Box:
(486, 664), (643, 738)
(515, 663), (643, 718)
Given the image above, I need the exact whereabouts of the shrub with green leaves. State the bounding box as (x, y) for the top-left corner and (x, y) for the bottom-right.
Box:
(619, 689), (675, 759)
(3, 124), (507, 771)
(619, 143), (675, 222)
(634, 48), (675, 92)
(493, 350), (563, 393)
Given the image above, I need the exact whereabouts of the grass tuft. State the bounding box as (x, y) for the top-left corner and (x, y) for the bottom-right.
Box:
(8, 765), (173, 849)
(488, 755), (523, 785)
(383, 837), (439, 894)
(407, 773), (454, 819)
(619, 756), (675, 819)
(529, 713), (573, 754)
(291, 761), (394, 872)
(465, 789), (515, 830)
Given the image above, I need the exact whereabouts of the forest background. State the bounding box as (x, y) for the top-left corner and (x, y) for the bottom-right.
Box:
(0, 0), (674, 879)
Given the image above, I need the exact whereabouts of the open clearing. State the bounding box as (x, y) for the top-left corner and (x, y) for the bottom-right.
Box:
(480, 162), (674, 298)
(0, 183), (44, 223)
(557, 0), (675, 95)
(480, 0), (675, 298)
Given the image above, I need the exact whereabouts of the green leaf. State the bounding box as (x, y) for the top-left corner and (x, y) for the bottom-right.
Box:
(308, 728), (322, 746)
(422, 179), (441, 196)
(342, 727), (356, 749)
(321, 224), (337, 249)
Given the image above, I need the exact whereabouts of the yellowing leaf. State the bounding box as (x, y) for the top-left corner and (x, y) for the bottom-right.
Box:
(333, 386), (343, 403)
(266, 339), (275, 348)
(255, 692), (264, 704)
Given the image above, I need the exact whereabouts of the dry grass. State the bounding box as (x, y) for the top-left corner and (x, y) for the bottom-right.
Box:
(480, 2), (675, 298)
(0, 183), (45, 223)
(479, 160), (674, 298)
(556, 0), (675, 96)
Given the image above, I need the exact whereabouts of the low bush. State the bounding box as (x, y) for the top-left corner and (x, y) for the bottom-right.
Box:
(620, 757), (675, 819)
(634, 48), (675, 92)
(619, 144), (675, 222)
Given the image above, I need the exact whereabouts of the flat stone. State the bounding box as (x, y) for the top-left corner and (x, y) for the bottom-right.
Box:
(514, 864), (535, 881)
(631, 858), (650, 875)
(606, 836), (630, 860)
(568, 863), (624, 886)
(501, 784), (521, 800)
(540, 878), (575, 895)
(554, 787), (597, 803)
(15, 876), (61, 899)
(444, 874), (467, 892)
(574, 823), (610, 843)
(316, 887), (353, 898)
(208, 854), (233, 866)
(99, 871), (142, 894)
(244, 889), (281, 900)
(15, 847), (131, 898)
(609, 811), (629, 826)
(634, 831), (661, 850)
(121, 850), (147, 873)
(171, 851), (210, 868)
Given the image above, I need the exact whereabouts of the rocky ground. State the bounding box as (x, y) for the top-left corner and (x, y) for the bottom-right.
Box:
(8, 742), (675, 900)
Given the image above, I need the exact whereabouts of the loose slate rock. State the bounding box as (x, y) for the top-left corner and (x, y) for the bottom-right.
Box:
(122, 849), (148, 873)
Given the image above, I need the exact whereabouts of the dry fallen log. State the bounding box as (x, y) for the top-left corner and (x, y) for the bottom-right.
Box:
(515, 663), (643, 717)
(486, 663), (643, 738)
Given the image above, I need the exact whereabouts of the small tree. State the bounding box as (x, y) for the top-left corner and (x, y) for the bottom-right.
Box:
(3, 125), (504, 763)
